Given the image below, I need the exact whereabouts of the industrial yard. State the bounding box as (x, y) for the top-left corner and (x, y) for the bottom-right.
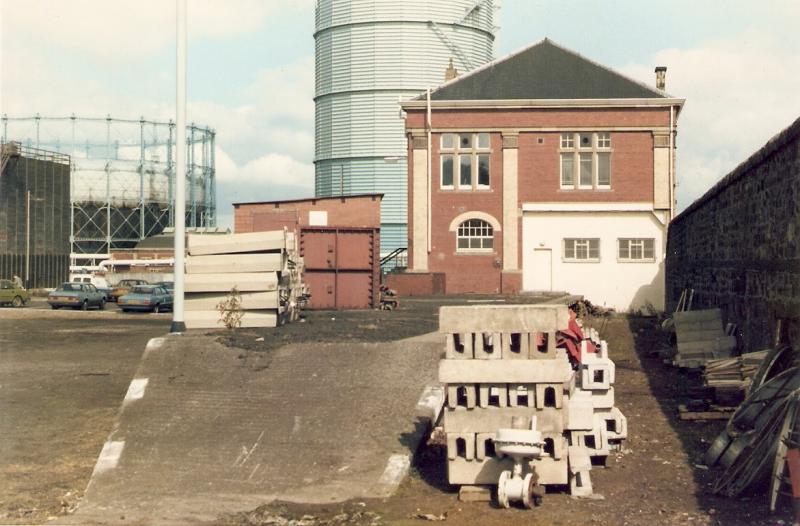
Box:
(2, 0), (799, 525)
(0, 299), (794, 525)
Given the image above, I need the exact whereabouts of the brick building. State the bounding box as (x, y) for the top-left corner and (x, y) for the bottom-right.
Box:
(400, 39), (684, 310)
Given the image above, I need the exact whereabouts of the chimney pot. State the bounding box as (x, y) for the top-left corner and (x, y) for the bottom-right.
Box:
(444, 58), (459, 82)
(655, 66), (667, 91)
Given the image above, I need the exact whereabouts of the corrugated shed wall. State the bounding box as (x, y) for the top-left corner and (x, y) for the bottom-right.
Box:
(314, 0), (495, 254)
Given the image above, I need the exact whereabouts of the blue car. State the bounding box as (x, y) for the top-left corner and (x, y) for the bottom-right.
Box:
(48, 282), (106, 310)
(119, 285), (173, 313)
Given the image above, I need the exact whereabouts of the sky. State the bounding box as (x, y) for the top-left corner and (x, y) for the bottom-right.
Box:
(1, 0), (799, 228)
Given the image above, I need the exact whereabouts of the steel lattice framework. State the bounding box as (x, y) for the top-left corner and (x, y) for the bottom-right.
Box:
(1, 114), (216, 263)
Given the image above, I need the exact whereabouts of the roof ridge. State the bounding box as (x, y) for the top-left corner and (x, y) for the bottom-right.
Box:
(543, 39), (671, 99)
(420, 37), (550, 100)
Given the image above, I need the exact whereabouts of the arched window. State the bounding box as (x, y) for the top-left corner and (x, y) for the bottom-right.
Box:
(457, 219), (493, 251)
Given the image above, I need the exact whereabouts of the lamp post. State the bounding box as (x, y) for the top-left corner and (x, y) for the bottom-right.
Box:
(171, 0), (187, 333)
(25, 190), (45, 288)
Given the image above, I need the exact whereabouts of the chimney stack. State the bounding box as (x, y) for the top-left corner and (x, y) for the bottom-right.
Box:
(655, 66), (667, 91)
(444, 58), (459, 82)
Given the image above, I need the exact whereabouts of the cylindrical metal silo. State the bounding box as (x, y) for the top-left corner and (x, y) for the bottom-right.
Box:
(314, 0), (495, 256)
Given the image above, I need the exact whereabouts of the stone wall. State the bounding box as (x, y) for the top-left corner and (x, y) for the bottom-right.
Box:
(666, 116), (800, 352)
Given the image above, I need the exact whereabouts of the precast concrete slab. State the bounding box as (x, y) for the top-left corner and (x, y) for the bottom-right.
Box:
(438, 305), (569, 334)
(183, 309), (279, 329)
(187, 231), (286, 256)
(186, 253), (285, 274)
(184, 291), (279, 311)
(68, 332), (440, 525)
(439, 358), (573, 384)
(184, 272), (279, 293)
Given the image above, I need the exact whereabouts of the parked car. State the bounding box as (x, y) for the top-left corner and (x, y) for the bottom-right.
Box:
(0, 279), (31, 307)
(109, 279), (148, 302)
(119, 285), (173, 313)
(48, 282), (106, 310)
(153, 281), (174, 293)
(70, 273), (112, 300)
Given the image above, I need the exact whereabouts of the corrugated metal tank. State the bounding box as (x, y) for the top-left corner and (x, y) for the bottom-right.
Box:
(314, 0), (495, 254)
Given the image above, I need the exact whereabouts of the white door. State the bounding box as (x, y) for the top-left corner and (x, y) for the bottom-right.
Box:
(530, 249), (552, 291)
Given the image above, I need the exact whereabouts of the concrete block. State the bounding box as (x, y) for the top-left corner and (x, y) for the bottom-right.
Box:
(566, 391), (594, 430)
(580, 362), (614, 390)
(447, 456), (567, 486)
(187, 230), (286, 256)
(443, 407), (564, 434)
(594, 407), (628, 440)
(439, 358), (573, 384)
(590, 387), (615, 409)
(475, 433), (496, 461)
(676, 328), (725, 344)
(529, 331), (558, 360)
(183, 309), (277, 329)
(535, 383), (563, 409)
(501, 333), (529, 359)
(445, 333), (474, 359)
(541, 433), (567, 461)
(185, 253), (285, 274)
(532, 456), (568, 485)
(478, 384), (508, 408)
(458, 485), (492, 502)
(570, 428), (609, 457)
(508, 384), (536, 408)
(447, 433), (475, 461)
(570, 470), (593, 497)
(447, 384), (477, 409)
(439, 305), (569, 334)
(184, 272), (278, 293)
(475, 332), (502, 360)
(184, 291), (278, 311)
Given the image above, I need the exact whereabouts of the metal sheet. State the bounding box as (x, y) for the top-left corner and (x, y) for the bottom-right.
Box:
(314, 0), (496, 254)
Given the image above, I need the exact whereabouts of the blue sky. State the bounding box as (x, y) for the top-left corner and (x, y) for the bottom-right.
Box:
(2, 0), (799, 227)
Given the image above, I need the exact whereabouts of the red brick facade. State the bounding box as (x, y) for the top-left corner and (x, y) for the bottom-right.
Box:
(405, 106), (672, 294)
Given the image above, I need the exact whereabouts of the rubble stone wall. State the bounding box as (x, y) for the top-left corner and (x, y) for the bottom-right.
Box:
(666, 116), (800, 352)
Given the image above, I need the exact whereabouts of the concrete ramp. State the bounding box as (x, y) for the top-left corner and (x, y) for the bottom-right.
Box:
(68, 332), (441, 525)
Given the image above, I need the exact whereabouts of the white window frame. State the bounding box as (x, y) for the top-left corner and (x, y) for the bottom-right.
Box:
(559, 132), (612, 190)
(440, 132), (491, 191)
(618, 238), (656, 262)
(456, 218), (494, 253)
(563, 238), (601, 262)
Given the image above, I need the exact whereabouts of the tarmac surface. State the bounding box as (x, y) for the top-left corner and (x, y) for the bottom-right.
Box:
(68, 329), (442, 524)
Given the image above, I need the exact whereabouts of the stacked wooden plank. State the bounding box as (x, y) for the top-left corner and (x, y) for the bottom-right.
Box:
(673, 309), (737, 368)
(183, 230), (305, 329)
(705, 350), (769, 400)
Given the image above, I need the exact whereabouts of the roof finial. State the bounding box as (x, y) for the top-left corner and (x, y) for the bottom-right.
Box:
(444, 58), (459, 82)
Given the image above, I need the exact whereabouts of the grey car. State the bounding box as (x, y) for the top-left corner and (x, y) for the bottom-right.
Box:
(47, 282), (107, 310)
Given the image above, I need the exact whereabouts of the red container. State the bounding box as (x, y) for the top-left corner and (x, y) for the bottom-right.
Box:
(300, 227), (379, 310)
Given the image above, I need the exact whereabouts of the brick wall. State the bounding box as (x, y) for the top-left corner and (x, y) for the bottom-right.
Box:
(666, 116), (800, 352)
(234, 194), (382, 233)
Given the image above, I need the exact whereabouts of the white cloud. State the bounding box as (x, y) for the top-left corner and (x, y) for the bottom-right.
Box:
(620, 27), (800, 211)
(0, 0), (307, 62)
(214, 148), (314, 228)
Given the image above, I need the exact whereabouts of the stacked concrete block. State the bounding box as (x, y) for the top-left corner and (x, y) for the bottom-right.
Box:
(438, 304), (627, 499)
(673, 309), (737, 368)
(183, 230), (306, 329)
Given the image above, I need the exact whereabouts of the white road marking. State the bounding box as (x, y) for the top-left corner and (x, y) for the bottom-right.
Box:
(233, 430), (265, 468)
(92, 440), (125, 476)
(145, 337), (165, 352)
(292, 416), (302, 434)
(123, 378), (148, 403)
(378, 454), (410, 488)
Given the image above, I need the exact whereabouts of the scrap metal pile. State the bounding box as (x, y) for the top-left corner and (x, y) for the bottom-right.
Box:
(437, 304), (626, 508)
(183, 230), (307, 329)
(704, 345), (800, 510)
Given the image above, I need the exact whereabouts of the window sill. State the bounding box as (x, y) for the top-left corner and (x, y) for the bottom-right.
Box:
(456, 250), (496, 256)
(617, 259), (657, 264)
(562, 259), (601, 263)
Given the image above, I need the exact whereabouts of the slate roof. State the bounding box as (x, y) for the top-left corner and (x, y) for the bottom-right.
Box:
(427, 38), (667, 101)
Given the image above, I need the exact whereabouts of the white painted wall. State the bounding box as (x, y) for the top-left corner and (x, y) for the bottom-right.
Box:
(522, 211), (666, 311)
